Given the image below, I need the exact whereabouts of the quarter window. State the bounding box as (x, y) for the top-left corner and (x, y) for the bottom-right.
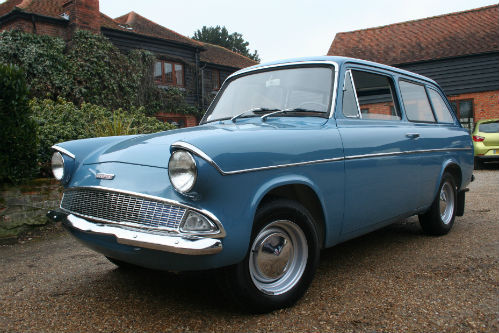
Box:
(399, 80), (435, 122)
(154, 60), (185, 86)
(342, 70), (400, 120)
(428, 89), (454, 123)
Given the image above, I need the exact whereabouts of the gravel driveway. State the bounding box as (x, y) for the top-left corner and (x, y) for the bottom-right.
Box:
(1, 168), (497, 333)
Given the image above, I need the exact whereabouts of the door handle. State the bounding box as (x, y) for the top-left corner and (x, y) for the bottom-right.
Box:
(406, 133), (420, 139)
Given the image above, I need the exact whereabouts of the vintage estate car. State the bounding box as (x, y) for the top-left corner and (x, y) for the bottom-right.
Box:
(471, 118), (499, 169)
(48, 56), (474, 312)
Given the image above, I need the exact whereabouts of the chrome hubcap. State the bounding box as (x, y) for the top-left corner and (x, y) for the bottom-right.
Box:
(249, 220), (308, 295)
(439, 182), (455, 225)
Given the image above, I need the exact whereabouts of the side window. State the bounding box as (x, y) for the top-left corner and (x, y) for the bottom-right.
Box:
(342, 71), (360, 117)
(428, 89), (454, 123)
(399, 80), (435, 122)
(351, 70), (400, 120)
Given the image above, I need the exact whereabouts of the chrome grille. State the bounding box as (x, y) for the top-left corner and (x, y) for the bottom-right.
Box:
(61, 188), (186, 230)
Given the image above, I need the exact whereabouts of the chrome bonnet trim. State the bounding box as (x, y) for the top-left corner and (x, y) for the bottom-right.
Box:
(65, 214), (222, 255)
(226, 60), (340, 119)
(61, 186), (226, 238)
(51, 145), (76, 159)
(172, 141), (471, 176)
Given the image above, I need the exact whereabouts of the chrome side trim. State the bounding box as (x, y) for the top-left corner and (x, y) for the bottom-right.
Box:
(172, 141), (472, 176)
(61, 186), (226, 238)
(64, 214), (222, 255)
(225, 60), (340, 119)
(51, 145), (76, 159)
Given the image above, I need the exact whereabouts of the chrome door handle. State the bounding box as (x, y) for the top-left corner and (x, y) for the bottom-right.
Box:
(406, 133), (420, 139)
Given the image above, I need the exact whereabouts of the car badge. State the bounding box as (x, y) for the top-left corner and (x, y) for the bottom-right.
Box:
(96, 173), (115, 180)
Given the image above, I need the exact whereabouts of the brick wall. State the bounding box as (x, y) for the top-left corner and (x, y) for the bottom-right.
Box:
(156, 113), (198, 128)
(447, 90), (499, 121)
(0, 18), (67, 39)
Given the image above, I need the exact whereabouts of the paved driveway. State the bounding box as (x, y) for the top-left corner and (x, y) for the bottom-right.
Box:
(1, 168), (497, 332)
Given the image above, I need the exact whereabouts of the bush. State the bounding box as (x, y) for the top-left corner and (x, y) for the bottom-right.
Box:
(0, 64), (38, 183)
(30, 98), (175, 175)
(0, 30), (202, 117)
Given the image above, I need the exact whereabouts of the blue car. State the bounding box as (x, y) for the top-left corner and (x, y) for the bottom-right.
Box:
(48, 56), (473, 312)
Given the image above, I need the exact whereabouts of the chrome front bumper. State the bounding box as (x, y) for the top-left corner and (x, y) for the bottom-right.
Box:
(54, 212), (223, 255)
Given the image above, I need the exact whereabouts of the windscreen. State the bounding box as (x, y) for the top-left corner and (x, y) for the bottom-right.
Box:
(204, 66), (334, 122)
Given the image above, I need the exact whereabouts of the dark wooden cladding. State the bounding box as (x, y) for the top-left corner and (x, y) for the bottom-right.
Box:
(397, 53), (499, 96)
(102, 28), (200, 105)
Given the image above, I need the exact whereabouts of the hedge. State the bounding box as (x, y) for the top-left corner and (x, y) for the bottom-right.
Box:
(0, 64), (38, 183)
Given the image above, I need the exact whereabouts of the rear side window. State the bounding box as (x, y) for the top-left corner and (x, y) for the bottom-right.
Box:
(399, 80), (435, 122)
(342, 70), (400, 120)
(479, 121), (499, 133)
(428, 89), (454, 123)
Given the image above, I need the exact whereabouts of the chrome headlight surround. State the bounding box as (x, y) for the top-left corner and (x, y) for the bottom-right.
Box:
(168, 150), (197, 194)
(51, 146), (75, 184)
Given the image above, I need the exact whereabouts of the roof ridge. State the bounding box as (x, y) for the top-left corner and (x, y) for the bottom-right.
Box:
(337, 4), (498, 35)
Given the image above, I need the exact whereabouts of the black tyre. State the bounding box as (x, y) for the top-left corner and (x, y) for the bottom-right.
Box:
(221, 199), (320, 313)
(419, 172), (457, 236)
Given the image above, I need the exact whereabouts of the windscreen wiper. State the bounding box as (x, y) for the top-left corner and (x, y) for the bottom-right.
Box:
(231, 108), (280, 123)
(261, 108), (323, 121)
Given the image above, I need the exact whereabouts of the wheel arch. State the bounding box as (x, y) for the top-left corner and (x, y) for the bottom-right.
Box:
(434, 159), (463, 197)
(250, 176), (327, 248)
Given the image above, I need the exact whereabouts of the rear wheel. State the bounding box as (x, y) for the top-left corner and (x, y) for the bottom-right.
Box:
(474, 157), (483, 170)
(419, 172), (457, 235)
(221, 199), (320, 313)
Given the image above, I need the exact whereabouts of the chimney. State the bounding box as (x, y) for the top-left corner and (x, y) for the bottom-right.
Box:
(62, 0), (100, 34)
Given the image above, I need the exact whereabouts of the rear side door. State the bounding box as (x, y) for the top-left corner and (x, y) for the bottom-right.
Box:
(397, 79), (471, 208)
(336, 66), (421, 237)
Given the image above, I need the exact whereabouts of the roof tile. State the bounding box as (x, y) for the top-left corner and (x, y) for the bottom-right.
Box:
(327, 4), (499, 65)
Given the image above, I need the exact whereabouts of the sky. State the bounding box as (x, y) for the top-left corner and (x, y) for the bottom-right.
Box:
(19, 0), (499, 63)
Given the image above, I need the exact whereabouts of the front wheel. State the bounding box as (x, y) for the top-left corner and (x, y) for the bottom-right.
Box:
(221, 199), (320, 313)
(419, 172), (457, 235)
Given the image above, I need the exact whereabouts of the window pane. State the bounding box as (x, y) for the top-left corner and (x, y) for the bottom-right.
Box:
(428, 89), (454, 123)
(351, 70), (400, 120)
(165, 63), (173, 83)
(399, 80), (435, 122)
(154, 61), (162, 82)
(175, 64), (183, 86)
(342, 71), (359, 117)
(459, 100), (473, 118)
(212, 70), (220, 90)
(479, 121), (499, 133)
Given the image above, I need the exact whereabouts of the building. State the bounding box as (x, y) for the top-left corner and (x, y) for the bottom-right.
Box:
(0, 0), (258, 127)
(327, 4), (499, 130)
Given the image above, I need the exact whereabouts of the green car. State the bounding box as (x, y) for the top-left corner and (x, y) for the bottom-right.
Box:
(472, 119), (499, 169)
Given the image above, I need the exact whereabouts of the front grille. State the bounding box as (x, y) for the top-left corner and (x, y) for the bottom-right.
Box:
(61, 188), (186, 230)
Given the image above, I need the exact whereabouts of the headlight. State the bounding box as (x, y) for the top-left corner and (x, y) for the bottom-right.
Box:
(168, 150), (197, 193)
(51, 152), (64, 180)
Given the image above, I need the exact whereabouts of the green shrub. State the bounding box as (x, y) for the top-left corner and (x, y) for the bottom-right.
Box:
(0, 30), (202, 117)
(0, 64), (38, 183)
(30, 98), (175, 175)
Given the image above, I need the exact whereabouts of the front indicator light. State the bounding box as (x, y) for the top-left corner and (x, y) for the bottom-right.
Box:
(180, 211), (218, 233)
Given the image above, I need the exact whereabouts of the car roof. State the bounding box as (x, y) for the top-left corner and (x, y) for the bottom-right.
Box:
(476, 118), (499, 124)
(233, 56), (439, 86)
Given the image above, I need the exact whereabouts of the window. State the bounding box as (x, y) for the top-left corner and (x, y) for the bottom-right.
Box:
(427, 89), (454, 123)
(450, 99), (474, 131)
(342, 70), (400, 120)
(399, 80), (435, 122)
(212, 69), (220, 90)
(154, 60), (184, 86)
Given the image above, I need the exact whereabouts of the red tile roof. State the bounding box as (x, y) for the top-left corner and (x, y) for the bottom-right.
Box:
(113, 11), (202, 48)
(327, 4), (499, 65)
(200, 42), (258, 69)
